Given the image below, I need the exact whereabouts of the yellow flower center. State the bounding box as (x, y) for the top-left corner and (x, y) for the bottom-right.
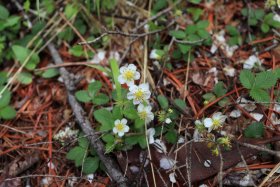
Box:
(212, 119), (220, 128)
(123, 70), (134, 81)
(138, 111), (147, 120)
(134, 90), (144, 101)
(115, 123), (124, 131)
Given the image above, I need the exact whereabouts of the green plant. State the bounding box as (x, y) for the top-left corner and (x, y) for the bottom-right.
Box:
(66, 133), (100, 174)
(226, 25), (242, 46)
(241, 8), (280, 33)
(169, 20), (211, 61)
(202, 82), (230, 107)
(0, 73), (16, 120)
(239, 69), (280, 103)
(244, 122), (264, 138)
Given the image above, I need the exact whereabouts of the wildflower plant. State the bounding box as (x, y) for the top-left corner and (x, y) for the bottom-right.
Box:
(195, 112), (231, 156)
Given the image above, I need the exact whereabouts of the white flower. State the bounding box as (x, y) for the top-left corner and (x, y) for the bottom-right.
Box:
(169, 172), (176, 183)
(203, 112), (227, 132)
(165, 118), (172, 124)
(127, 83), (151, 105)
(160, 157), (176, 170)
(113, 118), (129, 137)
(137, 104), (154, 123)
(223, 65), (236, 77)
(243, 55), (262, 69)
(149, 49), (162, 60)
(118, 64), (140, 86)
(147, 128), (155, 144)
(273, 14), (280, 23)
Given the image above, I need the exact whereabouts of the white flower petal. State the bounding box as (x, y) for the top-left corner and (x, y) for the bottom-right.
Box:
(118, 132), (124, 137)
(121, 118), (127, 125)
(113, 127), (118, 134)
(114, 120), (120, 125)
(204, 118), (213, 128)
(87, 174), (94, 183)
(147, 128), (155, 144)
(124, 125), (129, 132)
(165, 118), (172, 124)
(273, 14), (280, 22)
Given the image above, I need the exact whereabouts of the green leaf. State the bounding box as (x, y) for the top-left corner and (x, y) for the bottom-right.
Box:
(244, 122), (264, 138)
(75, 90), (91, 103)
(17, 72), (33, 85)
(273, 68), (280, 79)
(261, 23), (270, 33)
(255, 71), (277, 89)
(0, 5), (9, 19)
(82, 156), (100, 174)
(12, 45), (40, 70)
(187, 8), (203, 21)
(92, 93), (109, 105)
(196, 20), (209, 29)
(93, 109), (114, 131)
(248, 18), (258, 26)
(112, 106), (122, 120)
(213, 82), (227, 97)
(0, 89), (11, 108)
(226, 25), (239, 36)
(123, 104), (138, 120)
(78, 134), (89, 148)
(189, 0), (201, 4)
(135, 118), (145, 129)
(174, 99), (186, 111)
(241, 8), (248, 16)
(197, 30), (210, 39)
(185, 25), (197, 35)
(202, 93), (216, 102)
(105, 142), (116, 153)
(88, 81), (102, 97)
(69, 45), (84, 57)
(137, 135), (147, 149)
(64, 4), (78, 19)
(0, 72), (8, 85)
(102, 134), (114, 143)
(0, 106), (16, 120)
(250, 88), (270, 103)
(239, 70), (255, 89)
(218, 97), (230, 107)
(41, 68), (59, 78)
(178, 44), (191, 54)
(169, 30), (186, 39)
(165, 130), (177, 144)
(66, 146), (87, 167)
(110, 59), (121, 100)
(157, 95), (169, 109)
(254, 9), (265, 20)
(187, 34), (201, 42)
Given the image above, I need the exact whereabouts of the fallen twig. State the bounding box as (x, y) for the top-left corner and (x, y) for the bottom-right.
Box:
(47, 43), (128, 187)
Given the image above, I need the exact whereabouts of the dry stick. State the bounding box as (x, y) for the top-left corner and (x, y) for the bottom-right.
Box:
(237, 141), (280, 158)
(47, 43), (127, 187)
(218, 146), (224, 187)
(258, 162), (280, 187)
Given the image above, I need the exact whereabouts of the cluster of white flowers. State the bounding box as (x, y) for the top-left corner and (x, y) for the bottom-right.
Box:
(53, 127), (79, 143)
(113, 64), (154, 137)
(195, 112), (227, 132)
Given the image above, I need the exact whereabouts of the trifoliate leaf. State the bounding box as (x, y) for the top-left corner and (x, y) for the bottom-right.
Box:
(213, 82), (227, 97)
(66, 146), (87, 167)
(88, 81), (102, 97)
(239, 69), (255, 89)
(249, 88), (270, 103)
(92, 93), (109, 105)
(82, 157), (100, 174)
(75, 90), (91, 103)
(244, 122), (264, 138)
(255, 71), (277, 89)
(93, 109), (114, 131)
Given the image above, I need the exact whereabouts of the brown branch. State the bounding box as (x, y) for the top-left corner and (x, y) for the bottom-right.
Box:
(47, 43), (128, 187)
